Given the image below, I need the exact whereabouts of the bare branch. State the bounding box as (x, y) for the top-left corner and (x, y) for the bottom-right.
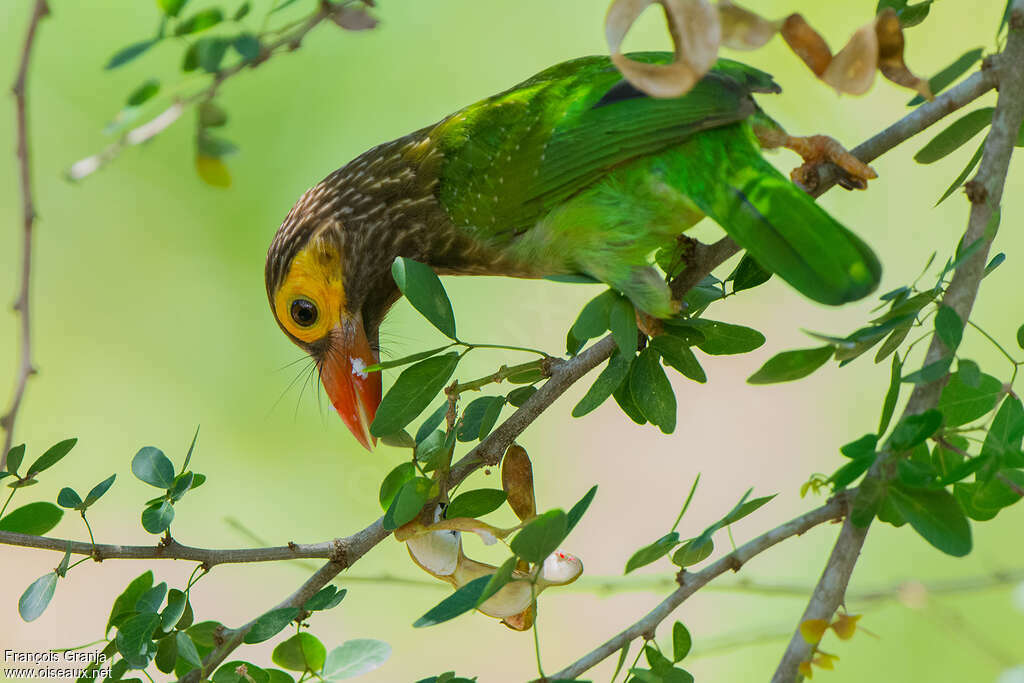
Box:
(773, 7), (1024, 680)
(2, 0), (49, 468)
(547, 495), (850, 681)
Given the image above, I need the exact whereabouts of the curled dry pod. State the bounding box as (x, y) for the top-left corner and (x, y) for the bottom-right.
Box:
(781, 13), (832, 76)
(606, 0), (721, 98)
(822, 21), (878, 95)
(718, 0), (781, 50)
(502, 444), (537, 521)
(874, 8), (932, 100)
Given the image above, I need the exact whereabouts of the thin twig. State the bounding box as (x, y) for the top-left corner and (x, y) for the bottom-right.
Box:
(66, 3), (338, 181)
(546, 495), (849, 681)
(1, 0), (49, 468)
(772, 8), (1024, 680)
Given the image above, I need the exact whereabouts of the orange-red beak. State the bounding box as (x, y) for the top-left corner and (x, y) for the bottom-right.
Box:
(319, 317), (382, 451)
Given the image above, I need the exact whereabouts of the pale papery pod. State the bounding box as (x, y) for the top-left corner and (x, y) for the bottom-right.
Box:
(717, 0), (781, 50)
(780, 13), (832, 76)
(874, 8), (933, 100)
(501, 444), (536, 522)
(606, 0), (721, 98)
(406, 529), (461, 580)
(395, 514), (516, 544)
(536, 550), (585, 588)
(454, 555), (535, 619)
(822, 21), (878, 95)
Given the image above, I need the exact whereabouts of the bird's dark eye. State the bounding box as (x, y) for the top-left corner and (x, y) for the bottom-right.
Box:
(290, 298), (318, 327)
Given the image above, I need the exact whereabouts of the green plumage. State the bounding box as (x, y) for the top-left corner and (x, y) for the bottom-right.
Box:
(426, 53), (880, 314)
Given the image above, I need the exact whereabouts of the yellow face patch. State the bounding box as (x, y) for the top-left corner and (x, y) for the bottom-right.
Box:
(273, 237), (345, 344)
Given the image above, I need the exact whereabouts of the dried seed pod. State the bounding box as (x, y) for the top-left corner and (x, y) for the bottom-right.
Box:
(874, 8), (932, 100)
(822, 21), (878, 95)
(606, 0), (721, 98)
(502, 444), (537, 521)
(781, 13), (832, 76)
(718, 0), (780, 50)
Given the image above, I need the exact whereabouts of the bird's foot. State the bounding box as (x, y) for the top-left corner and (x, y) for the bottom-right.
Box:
(786, 134), (877, 191)
(636, 302), (679, 338)
(755, 124), (876, 191)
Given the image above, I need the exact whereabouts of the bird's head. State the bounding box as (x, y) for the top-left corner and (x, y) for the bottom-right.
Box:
(265, 192), (397, 451)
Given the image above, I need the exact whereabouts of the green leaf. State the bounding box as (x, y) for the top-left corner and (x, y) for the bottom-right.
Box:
(233, 33), (260, 61)
(57, 487), (83, 509)
(684, 319), (765, 355)
(382, 477), (432, 530)
(934, 306), (964, 351)
(272, 633), (327, 673)
(184, 37), (230, 73)
(829, 455), (875, 490)
(937, 139), (985, 205)
(671, 537), (713, 566)
(322, 640), (392, 680)
(105, 41), (158, 70)
(370, 353), (460, 437)
(365, 345), (452, 372)
(214, 662), (269, 683)
(909, 48), (984, 105)
(506, 386), (537, 407)
(613, 379), (646, 425)
(414, 430), (450, 472)
(132, 447), (176, 489)
(56, 540), (72, 577)
(887, 485), (972, 556)
(569, 290), (616, 349)
(609, 296), (638, 356)
(1018, 323), (1024, 351)
(135, 581), (167, 613)
(233, 1), (251, 20)
(510, 509), (568, 563)
(197, 131), (239, 157)
(446, 489), (506, 519)
(27, 438), (77, 477)
(572, 351), (631, 417)
(169, 472), (195, 502)
(85, 474), (117, 507)
(630, 348), (676, 434)
(176, 632), (202, 668)
(723, 494), (776, 524)
(981, 395), (1024, 458)
(161, 589), (187, 631)
(108, 571), (154, 635)
(116, 612), (161, 668)
(6, 444), (25, 476)
(413, 575), (490, 627)
(901, 357), (952, 384)
(265, 671), (295, 683)
(651, 336), (706, 383)
(984, 253), (1005, 277)
(879, 353), (902, 435)
(727, 254), (772, 293)
(672, 621), (692, 662)
(0, 502), (63, 535)
(392, 258), (457, 338)
(198, 101), (228, 128)
(747, 345), (833, 384)
(126, 79), (160, 107)
(19, 573), (57, 622)
(890, 410), (943, 451)
(841, 434), (878, 459)
(186, 620), (223, 647)
(141, 501), (175, 534)
(155, 632), (178, 673)
(244, 607), (300, 644)
(937, 371), (1002, 426)
(915, 108), (994, 164)
(566, 485), (598, 534)
(415, 403), (448, 443)
(457, 397), (503, 442)
(304, 586), (347, 611)
(624, 532), (679, 574)
(380, 430), (415, 449)
(175, 8), (224, 35)
(158, 0), (189, 17)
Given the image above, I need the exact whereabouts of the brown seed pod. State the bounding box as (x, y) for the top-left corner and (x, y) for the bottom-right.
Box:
(501, 444), (536, 522)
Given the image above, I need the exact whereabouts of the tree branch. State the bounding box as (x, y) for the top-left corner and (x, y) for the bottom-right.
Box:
(772, 7), (1024, 680)
(546, 494), (850, 681)
(2, 0), (49, 469)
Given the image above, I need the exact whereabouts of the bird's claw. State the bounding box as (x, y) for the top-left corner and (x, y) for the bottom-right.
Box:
(786, 134), (877, 191)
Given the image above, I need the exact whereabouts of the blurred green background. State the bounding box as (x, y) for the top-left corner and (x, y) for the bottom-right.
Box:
(1, 0), (1022, 680)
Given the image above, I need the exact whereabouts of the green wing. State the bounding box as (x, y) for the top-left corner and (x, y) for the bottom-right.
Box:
(434, 54), (779, 237)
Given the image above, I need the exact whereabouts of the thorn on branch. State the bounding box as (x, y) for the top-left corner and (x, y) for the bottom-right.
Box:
(964, 179), (988, 204)
(330, 538), (349, 567)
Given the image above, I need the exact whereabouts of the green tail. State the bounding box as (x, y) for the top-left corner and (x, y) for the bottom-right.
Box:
(673, 124), (882, 306)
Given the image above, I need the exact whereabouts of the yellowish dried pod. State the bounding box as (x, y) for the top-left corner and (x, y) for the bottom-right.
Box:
(502, 444), (537, 522)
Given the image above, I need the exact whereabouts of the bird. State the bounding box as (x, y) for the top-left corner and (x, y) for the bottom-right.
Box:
(265, 53), (882, 449)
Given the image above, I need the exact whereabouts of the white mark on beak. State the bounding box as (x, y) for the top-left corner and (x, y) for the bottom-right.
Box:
(351, 357), (368, 379)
